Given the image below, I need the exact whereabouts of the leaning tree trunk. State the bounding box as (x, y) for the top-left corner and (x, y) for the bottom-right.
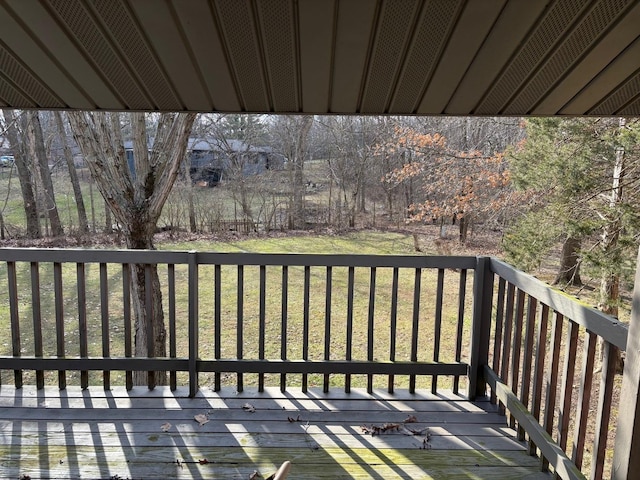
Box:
(27, 111), (64, 236)
(553, 235), (582, 285)
(55, 112), (89, 234)
(3, 109), (41, 238)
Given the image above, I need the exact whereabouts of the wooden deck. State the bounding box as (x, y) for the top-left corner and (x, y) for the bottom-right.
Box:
(0, 386), (551, 480)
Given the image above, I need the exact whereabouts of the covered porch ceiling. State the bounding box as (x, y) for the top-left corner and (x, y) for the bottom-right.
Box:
(0, 0), (639, 116)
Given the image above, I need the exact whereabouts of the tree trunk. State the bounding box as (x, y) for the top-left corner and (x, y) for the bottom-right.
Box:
(598, 117), (626, 373)
(188, 188), (197, 233)
(104, 199), (112, 234)
(68, 111), (196, 387)
(3, 109), (40, 238)
(553, 235), (582, 285)
(27, 111), (64, 236)
(290, 116), (313, 229)
(127, 223), (166, 387)
(459, 214), (469, 244)
(55, 112), (89, 234)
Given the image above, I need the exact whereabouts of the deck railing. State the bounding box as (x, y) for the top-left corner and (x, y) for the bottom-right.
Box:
(478, 257), (629, 480)
(0, 248), (635, 480)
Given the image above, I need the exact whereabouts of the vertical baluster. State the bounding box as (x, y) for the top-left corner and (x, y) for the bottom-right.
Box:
(54, 262), (66, 389)
(144, 264), (155, 389)
(409, 268), (421, 394)
(237, 265), (244, 392)
(571, 330), (596, 469)
(168, 264), (176, 391)
(591, 341), (618, 480)
(302, 266), (310, 392)
(30, 262), (44, 389)
(499, 283), (515, 414)
(453, 269), (467, 395)
(7, 261), (21, 388)
(345, 266), (355, 393)
(122, 264), (132, 390)
(556, 321), (578, 477)
(388, 267), (399, 394)
(491, 278), (506, 404)
(214, 264), (221, 391)
(280, 265), (288, 392)
(188, 253), (199, 397)
(541, 312), (564, 472)
(99, 263), (110, 390)
(529, 303), (549, 455)
(323, 266), (332, 393)
(259, 265), (266, 392)
(77, 262), (89, 389)
(519, 296), (537, 440)
(509, 289), (525, 430)
(367, 267), (376, 393)
(432, 269), (445, 394)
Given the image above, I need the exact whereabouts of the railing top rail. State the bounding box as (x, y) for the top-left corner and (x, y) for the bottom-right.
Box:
(0, 248), (478, 269)
(195, 252), (478, 268)
(490, 257), (628, 351)
(0, 248), (189, 264)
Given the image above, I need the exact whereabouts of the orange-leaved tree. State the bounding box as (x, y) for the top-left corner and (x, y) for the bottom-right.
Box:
(381, 125), (514, 244)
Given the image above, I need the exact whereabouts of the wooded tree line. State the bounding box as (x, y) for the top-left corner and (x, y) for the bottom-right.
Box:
(1, 110), (638, 382)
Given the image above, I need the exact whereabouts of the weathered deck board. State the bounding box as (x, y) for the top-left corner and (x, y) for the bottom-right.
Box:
(0, 386), (551, 479)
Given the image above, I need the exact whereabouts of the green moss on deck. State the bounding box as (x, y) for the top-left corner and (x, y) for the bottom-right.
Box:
(0, 445), (548, 479)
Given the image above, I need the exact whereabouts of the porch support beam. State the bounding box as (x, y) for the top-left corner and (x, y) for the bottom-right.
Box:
(468, 256), (494, 400)
(612, 248), (640, 479)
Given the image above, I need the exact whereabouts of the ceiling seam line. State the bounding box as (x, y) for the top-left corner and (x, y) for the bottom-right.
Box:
(413, 0), (466, 114)
(250, 0), (274, 112)
(326, 0), (339, 114)
(543, 1), (640, 115)
(293, 0), (302, 113)
(3, 1), (88, 109)
(495, 0), (598, 114)
(592, 63), (640, 115)
(113, 0), (186, 110)
(56, 0), (147, 110)
(166, 0), (215, 111)
(471, 0), (560, 115)
(355, 0), (384, 114)
(383, 0), (425, 114)
(207, 0), (246, 112)
(442, 0), (510, 115)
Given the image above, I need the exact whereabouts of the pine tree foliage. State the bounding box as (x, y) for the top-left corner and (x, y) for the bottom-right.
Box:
(505, 118), (640, 294)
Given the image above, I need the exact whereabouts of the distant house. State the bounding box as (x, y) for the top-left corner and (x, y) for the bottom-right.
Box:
(124, 138), (284, 186)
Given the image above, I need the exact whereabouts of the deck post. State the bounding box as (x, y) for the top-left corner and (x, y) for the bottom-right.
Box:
(188, 251), (199, 397)
(468, 256), (494, 400)
(612, 247), (640, 479)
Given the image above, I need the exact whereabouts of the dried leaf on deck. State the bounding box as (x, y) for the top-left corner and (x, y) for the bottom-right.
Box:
(242, 403), (256, 413)
(287, 414), (301, 422)
(361, 423), (401, 436)
(161, 422), (172, 432)
(403, 415), (417, 423)
(194, 414), (209, 426)
(249, 469), (261, 479)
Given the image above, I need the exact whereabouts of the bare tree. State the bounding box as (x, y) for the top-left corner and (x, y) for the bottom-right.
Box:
(68, 111), (197, 386)
(271, 116), (314, 229)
